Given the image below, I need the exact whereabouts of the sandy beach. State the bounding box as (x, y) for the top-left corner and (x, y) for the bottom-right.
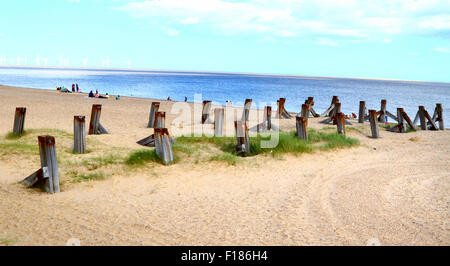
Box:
(0, 84), (448, 246)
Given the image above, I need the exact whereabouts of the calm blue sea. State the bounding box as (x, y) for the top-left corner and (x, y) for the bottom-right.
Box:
(1, 67), (449, 126)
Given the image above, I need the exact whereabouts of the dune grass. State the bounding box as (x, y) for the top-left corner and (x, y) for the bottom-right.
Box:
(209, 153), (240, 165)
(0, 237), (16, 246)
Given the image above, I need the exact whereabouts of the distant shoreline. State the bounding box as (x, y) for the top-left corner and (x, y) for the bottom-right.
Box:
(1, 65), (449, 85)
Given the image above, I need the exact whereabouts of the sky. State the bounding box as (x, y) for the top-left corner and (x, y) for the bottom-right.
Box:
(0, 0), (449, 82)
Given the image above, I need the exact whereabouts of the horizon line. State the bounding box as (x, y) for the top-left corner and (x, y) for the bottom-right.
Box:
(0, 64), (448, 85)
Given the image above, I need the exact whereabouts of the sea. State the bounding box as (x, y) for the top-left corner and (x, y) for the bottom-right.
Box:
(1, 67), (449, 126)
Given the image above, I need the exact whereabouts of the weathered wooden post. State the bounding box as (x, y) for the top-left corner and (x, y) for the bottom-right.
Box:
(13, 107), (26, 135)
(214, 108), (224, 137)
(397, 108), (406, 133)
(235, 121), (250, 155)
(424, 109), (438, 130)
(436, 103), (444, 130)
(148, 102), (160, 128)
(358, 101), (366, 123)
(202, 100), (212, 124)
(242, 99), (252, 122)
(296, 116), (308, 140)
(277, 98), (292, 119)
(369, 110), (379, 138)
(89, 104), (108, 135)
(22, 136), (60, 193)
(305, 97), (320, 117)
(402, 110), (416, 130)
(418, 106), (427, 130)
(336, 112), (346, 135)
(301, 104), (309, 126)
(264, 106), (272, 130)
(73, 116), (86, 154)
(154, 128), (174, 165)
(155, 111), (166, 129)
(379, 99), (387, 123)
(321, 96), (339, 117)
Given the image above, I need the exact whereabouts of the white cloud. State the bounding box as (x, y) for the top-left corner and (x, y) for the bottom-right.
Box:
(316, 38), (339, 47)
(116, 0), (450, 39)
(433, 47), (450, 53)
(181, 17), (199, 24)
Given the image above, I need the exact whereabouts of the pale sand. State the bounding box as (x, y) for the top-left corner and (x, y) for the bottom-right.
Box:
(0, 84), (448, 246)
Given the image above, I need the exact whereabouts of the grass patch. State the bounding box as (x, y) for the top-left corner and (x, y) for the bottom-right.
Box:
(175, 130), (359, 157)
(209, 154), (240, 166)
(71, 171), (109, 183)
(79, 154), (123, 170)
(0, 237), (16, 246)
(125, 149), (161, 166)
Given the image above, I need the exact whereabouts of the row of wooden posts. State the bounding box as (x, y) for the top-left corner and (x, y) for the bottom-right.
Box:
(12, 96), (445, 193)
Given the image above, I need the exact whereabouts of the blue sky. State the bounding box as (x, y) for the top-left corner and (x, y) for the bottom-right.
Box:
(0, 0), (449, 82)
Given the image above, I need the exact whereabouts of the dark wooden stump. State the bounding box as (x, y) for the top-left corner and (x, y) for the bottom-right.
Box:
(305, 97), (319, 117)
(155, 111), (166, 129)
(214, 108), (224, 137)
(277, 98), (292, 119)
(202, 101), (212, 124)
(402, 110), (415, 130)
(418, 106), (427, 130)
(296, 116), (308, 140)
(22, 136), (60, 193)
(336, 112), (346, 135)
(89, 104), (108, 135)
(379, 99), (387, 123)
(358, 101), (366, 123)
(235, 121), (250, 155)
(397, 108), (405, 133)
(148, 102), (160, 128)
(436, 103), (444, 130)
(154, 128), (174, 165)
(369, 110), (379, 138)
(301, 104), (310, 126)
(264, 106), (272, 130)
(241, 99), (252, 122)
(73, 116), (86, 154)
(424, 109), (438, 130)
(13, 107), (26, 135)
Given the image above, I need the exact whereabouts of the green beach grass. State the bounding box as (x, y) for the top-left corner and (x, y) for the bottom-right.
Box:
(0, 127), (360, 187)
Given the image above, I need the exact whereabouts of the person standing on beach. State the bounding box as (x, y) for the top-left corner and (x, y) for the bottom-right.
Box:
(185, 96), (187, 102)
(72, 84), (75, 92)
(76, 84), (79, 92)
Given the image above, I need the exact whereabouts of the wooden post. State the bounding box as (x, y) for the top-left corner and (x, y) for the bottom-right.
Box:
(418, 106), (427, 130)
(235, 121), (250, 155)
(242, 99), (252, 122)
(369, 110), (379, 138)
(306, 97), (320, 117)
(332, 102), (341, 124)
(296, 116), (308, 140)
(436, 103), (444, 130)
(379, 99), (387, 123)
(73, 116), (86, 154)
(336, 112), (346, 135)
(402, 111), (416, 130)
(202, 101), (212, 124)
(89, 104), (108, 135)
(264, 106), (272, 130)
(424, 110), (438, 130)
(155, 112), (166, 129)
(277, 98), (292, 119)
(358, 101), (366, 123)
(13, 107), (26, 135)
(38, 136), (60, 193)
(154, 128), (174, 165)
(301, 104), (309, 126)
(397, 108), (405, 133)
(214, 108), (224, 137)
(148, 102), (160, 128)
